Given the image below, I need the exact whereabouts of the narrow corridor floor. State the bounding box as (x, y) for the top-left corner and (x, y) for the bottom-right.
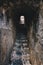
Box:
(10, 34), (31, 65)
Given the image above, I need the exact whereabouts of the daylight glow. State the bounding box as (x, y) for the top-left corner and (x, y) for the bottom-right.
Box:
(20, 16), (25, 24)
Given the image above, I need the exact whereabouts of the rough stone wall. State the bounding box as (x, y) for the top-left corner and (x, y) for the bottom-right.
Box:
(1, 29), (13, 65)
(35, 3), (43, 64)
(28, 2), (43, 65)
(0, 18), (16, 65)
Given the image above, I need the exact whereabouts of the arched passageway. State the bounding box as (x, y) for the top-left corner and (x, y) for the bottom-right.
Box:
(0, 1), (42, 65)
(8, 4), (40, 65)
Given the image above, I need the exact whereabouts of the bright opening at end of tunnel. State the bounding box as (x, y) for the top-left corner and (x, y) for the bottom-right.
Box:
(20, 16), (25, 24)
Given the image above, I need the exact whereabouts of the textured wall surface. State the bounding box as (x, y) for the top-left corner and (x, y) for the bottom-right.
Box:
(0, 29), (13, 65)
(28, 3), (43, 65)
(0, 17), (16, 65)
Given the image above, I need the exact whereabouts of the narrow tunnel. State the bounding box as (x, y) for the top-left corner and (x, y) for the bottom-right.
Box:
(8, 5), (40, 65)
(0, 1), (42, 65)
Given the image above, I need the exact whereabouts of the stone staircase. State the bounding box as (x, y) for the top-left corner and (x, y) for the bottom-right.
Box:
(10, 34), (31, 65)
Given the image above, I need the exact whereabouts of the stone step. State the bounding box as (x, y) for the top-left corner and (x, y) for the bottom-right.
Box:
(23, 43), (27, 46)
(15, 38), (27, 44)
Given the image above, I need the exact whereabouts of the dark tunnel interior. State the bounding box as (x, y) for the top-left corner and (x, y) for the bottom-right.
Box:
(0, 0), (42, 65)
(12, 4), (39, 36)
